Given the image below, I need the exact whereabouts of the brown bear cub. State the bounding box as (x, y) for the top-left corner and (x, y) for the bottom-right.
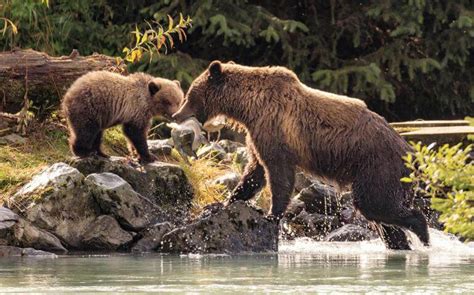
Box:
(62, 71), (183, 164)
(173, 61), (430, 250)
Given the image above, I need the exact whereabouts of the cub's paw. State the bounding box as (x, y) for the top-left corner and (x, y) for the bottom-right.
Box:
(138, 154), (158, 165)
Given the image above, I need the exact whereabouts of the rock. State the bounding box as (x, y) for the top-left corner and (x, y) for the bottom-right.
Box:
(295, 181), (340, 215)
(160, 201), (278, 254)
(82, 215), (133, 251)
(131, 222), (174, 253)
(143, 162), (194, 209)
(211, 172), (241, 191)
(148, 139), (173, 156)
(0, 133), (27, 145)
(218, 139), (244, 153)
(0, 207), (19, 230)
(0, 245), (57, 257)
(71, 157), (194, 210)
(1, 217), (67, 253)
(197, 142), (227, 161)
(284, 209), (341, 239)
(85, 173), (161, 231)
(324, 224), (377, 242)
(8, 163), (100, 249)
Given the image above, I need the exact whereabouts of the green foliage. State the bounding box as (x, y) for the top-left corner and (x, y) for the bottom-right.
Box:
(402, 142), (474, 240)
(123, 14), (192, 63)
(1, 0), (472, 119)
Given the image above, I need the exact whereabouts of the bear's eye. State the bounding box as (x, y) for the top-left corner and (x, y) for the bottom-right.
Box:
(162, 99), (171, 106)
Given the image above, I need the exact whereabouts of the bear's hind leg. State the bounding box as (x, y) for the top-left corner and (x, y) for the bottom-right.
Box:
(376, 224), (411, 250)
(92, 131), (109, 158)
(391, 208), (430, 246)
(70, 131), (97, 158)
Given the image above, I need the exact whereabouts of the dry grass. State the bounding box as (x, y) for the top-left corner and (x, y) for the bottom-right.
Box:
(0, 122), (130, 204)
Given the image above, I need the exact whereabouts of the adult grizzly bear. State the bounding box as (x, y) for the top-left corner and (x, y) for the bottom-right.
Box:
(62, 71), (183, 163)
(173, 61), (430, 250)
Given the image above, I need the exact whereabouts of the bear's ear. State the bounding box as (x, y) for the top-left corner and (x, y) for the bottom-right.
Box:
(148, 81), (160, 96)
(208, 60), (222, 79)
(227, 60), (236, 64)
(173, 80), (181, 87)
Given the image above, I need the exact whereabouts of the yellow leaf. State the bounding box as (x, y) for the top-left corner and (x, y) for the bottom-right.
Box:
(167, 15), (174, 31)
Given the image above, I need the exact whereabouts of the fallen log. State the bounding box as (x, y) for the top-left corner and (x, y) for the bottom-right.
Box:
(0, 48), (127, 115)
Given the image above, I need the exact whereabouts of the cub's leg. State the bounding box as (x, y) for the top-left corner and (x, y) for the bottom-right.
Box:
(68, 120), (99, 158)
(122, 122), (156, 164)
(92, 130), (109, 158)
(227, 148), (266, 203)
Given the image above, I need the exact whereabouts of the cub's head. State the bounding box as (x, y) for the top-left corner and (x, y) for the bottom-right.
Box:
(148, 78), (184, 118)
(172, 60), (228, 123)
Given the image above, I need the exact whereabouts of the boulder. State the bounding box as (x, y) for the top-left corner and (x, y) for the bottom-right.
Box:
(148, 139), (173, 156)
(81, 215), (134, 251)
(160, 201), (278, 254)
(0, 213), (67, 253)
(131, 222), (174, 253)
(85, 173), (162, 231)
(8, 163), (100, 249)
(284, 209), (341, 239)
(324, 224), (377, 242)
(295, 181), (341, 215)
(197, 142), (227, 161)
(71, 157), (194, 210)
(211, 172), (241, 191)
(0, 245), (57, 257)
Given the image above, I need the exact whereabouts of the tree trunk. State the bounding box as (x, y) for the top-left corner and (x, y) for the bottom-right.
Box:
(0, 49), (127, 115)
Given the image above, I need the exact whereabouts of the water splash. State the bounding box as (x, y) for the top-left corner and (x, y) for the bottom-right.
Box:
(280, 228), (474, 256)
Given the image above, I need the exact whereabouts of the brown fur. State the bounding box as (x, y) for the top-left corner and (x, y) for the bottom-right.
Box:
(62, 71), (183, 163)
(173, 61), (430, 250)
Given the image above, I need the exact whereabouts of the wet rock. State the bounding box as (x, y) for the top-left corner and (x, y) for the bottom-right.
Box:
(4, 219), (67, 253)
(324, 224), (377, 242)
(82, 215), (133, 251)
(295, 181), (340, 215)
(284, 209), (341, 239)
(0, 207), (19, 230)
(211, 172), (241, 191)
(0, 246), (57, 257)
(85, 173), (161, 231)
(71, 157), (194, 210)
(131, 222), (174, 253)
(8, 163), (99, 249)
(294, 172), (317, 193)
(197, 142), (227, 161)
(160, 201), (278, 254)
(218, 139), (244, 153)
(148, 139), (173, 156)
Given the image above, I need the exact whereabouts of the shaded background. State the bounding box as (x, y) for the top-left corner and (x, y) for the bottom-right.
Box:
(1, 0), (472, 121)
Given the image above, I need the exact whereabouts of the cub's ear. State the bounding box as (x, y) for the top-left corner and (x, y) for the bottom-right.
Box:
(227, 60), (236, 64)
(209, 60), (222, 78)
(148, 81), (160, 96)
(173, 80), (181, 87)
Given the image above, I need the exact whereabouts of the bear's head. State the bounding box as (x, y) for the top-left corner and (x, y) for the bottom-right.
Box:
(172, 60), (228, 124)
(148, 78), (184, 118)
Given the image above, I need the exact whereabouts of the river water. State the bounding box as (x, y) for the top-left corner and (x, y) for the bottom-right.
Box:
(0, 229), (472, 294)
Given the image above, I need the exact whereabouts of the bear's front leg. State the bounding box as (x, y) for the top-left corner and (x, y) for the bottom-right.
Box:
(263, 157), (296, 219)
(123, 122), (156, 164)
(227, 150), (266, 203)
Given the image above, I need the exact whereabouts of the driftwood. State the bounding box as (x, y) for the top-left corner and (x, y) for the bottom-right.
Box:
(0, 49), (127, 114)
